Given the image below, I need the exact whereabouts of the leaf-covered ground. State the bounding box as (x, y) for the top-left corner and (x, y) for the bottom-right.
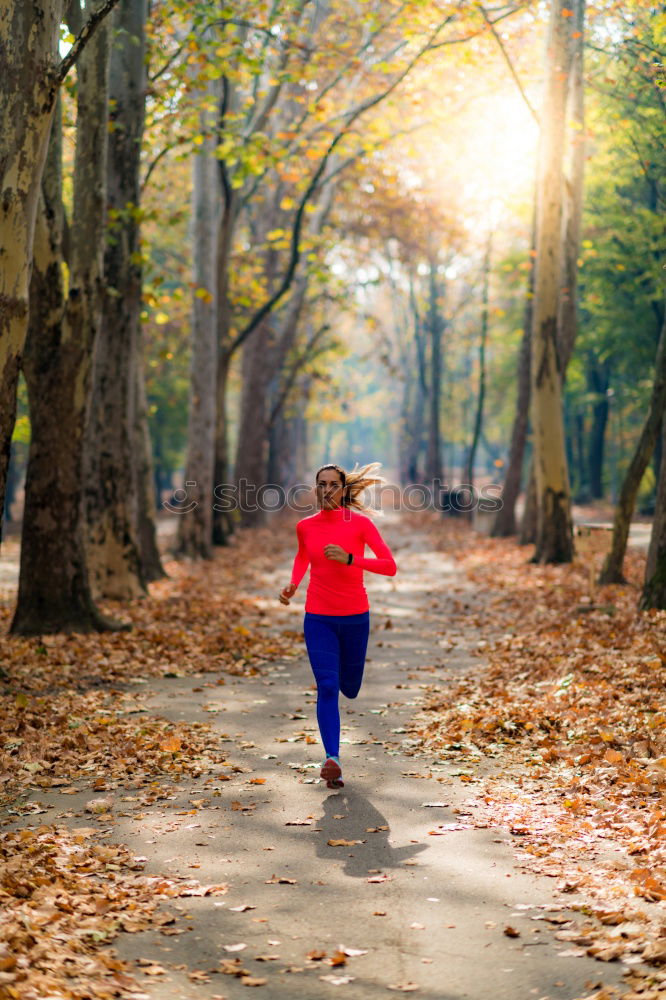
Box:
(1, 514), (666, 999)
(407, 520), (666, 1000)
(0, 526), (294, 999)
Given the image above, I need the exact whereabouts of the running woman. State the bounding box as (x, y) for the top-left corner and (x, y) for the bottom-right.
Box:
(279, 463), (397, 789)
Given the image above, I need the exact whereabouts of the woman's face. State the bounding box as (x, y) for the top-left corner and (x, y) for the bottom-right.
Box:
(316, 470), (344, 509)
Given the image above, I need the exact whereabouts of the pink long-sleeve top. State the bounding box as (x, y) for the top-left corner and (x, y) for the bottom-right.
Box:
(290, 506), (397, 615)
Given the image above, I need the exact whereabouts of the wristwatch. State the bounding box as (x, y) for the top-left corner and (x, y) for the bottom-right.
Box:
(347, 553), (353, 565)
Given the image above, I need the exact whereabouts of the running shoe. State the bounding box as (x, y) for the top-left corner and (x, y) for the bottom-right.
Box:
(320, 757), (344, 789)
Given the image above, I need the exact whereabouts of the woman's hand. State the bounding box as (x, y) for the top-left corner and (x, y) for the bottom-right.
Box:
(279, 583), (297, 605)
(324, 544), (349, 564)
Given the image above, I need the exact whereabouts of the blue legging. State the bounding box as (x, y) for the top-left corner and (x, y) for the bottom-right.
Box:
(303, 611), (370, 758)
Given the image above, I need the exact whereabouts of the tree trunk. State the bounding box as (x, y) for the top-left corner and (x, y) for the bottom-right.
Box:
(498, 177), (537, 539)
(212, 153), (238, 546)
(557, 0), (585, 376)
(531, 0), (574, 564)
(212, 348), (234, 544)
(175, 100), (219, 559)
(0, 2), (65, 536)
(465, 236), (490, 490)
(599, 307), (666, 584)
(493, 298), (532, 535)
(233, 189), (330, 530)
(424, 263), (444, 489)
(12, 9), (121, 636)
(268, 405), (307, 492)
(588, 360), (610, 499)
(518, 463), (538, 545)
(234, 318), (273, 528)
(641, 416), (666, 609)
(132, 338), (165, 581)
(653, 415), (663, 490)
(3, 445), (19, 524)
(85, 0), (148, 599)
(398, 368), (415, 485)
(572, 408), (587, 500)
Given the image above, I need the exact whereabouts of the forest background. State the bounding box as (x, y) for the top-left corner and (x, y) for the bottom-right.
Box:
(0, 0), (664, 635)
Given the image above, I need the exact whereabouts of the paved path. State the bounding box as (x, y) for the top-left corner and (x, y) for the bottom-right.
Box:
(5, 522), (624, 999)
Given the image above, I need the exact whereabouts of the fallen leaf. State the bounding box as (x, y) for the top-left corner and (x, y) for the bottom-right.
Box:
(219, 958), (250, 976)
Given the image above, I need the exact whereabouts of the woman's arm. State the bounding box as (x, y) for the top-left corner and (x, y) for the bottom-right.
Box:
(279, 523), (310, 605)
(354, 520), (397, 576)
(290, 522), (310, 587)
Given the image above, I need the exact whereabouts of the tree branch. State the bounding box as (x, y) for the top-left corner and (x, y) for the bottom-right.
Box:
(268, 323), (331, 427)
(57, 0), (121, 84)
(150, 39), (189, 84)
(479, 3), (539, 123)
(428, 7), (523, 50)
(228, 14), (458, 356)
(141, 141), (181, 193)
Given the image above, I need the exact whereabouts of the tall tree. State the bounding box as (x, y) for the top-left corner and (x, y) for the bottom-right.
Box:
(599, 308), (666, 585)
(492, 262), (533, 536)
(0, 0), (119, 536)
(530, 0), (575, 563)
(12, 0), (120, 635)
(424, 258), (445, 489)
(176, 92), (219, 559)
(85, 0), (158, 597)
(465, 235), (491, 490)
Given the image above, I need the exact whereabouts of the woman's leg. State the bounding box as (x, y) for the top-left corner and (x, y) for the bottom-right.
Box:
(303, 614), (341, 759)
(338, 613), (370, 700)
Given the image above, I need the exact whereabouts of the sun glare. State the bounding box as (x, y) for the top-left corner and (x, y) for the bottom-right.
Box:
(466, 91), (539, 203)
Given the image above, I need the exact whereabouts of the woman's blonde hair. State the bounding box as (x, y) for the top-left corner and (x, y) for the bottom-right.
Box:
(315, 462), (385, 515)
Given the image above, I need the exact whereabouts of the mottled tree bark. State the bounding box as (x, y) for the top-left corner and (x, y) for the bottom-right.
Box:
(85, 0), (149, 598)
(531, 0), (574, 563)
(0, 2), (64, 537)
(176, 98), (219, 559)
(0, 0), (119, 536)
(12, 7), (121, 635)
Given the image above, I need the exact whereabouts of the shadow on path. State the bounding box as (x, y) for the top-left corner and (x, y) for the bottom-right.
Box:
(312, 786), (428, 877)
